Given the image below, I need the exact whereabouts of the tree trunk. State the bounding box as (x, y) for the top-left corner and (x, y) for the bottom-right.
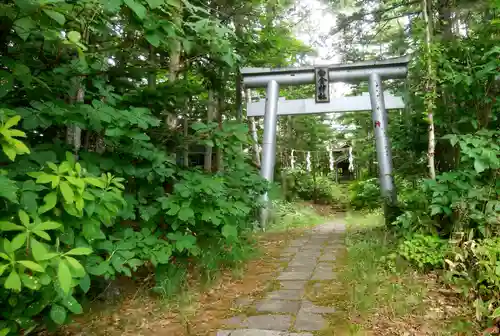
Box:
(165, 1), (182, 129)
(148, 45), (156, 90)
(234, 10), (244, 122)
(66, 84), (83, 156)
(183, 117), (189, 167)
(215, 90), (223, 171)
(204, 89), (215, 172)
(67, 24), (88, 157)
(423, 0), (437, 179)
(246, 89), (261, 166)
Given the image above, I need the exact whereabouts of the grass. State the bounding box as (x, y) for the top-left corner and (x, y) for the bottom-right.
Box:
(311, 210), (479, 336)
(267, 200), (328, 232)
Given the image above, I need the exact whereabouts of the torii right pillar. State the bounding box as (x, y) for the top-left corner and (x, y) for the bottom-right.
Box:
(368, 73), (398, 222)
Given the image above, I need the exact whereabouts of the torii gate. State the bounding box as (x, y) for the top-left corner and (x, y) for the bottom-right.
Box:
(241, 56), (410, 227)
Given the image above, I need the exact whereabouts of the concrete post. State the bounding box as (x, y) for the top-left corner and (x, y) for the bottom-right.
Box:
(368, 73), (397, 216)
(260, 80), (279, 228)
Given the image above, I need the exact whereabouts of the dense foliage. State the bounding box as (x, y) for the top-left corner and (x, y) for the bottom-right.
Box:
(327, 0), (500, 325)
(0, 0), (312, 333)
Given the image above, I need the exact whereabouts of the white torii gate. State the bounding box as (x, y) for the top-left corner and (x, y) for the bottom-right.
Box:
(242, 56), (410, 227)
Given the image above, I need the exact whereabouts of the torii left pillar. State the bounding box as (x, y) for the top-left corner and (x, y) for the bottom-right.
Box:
(260, 80), (279, 227)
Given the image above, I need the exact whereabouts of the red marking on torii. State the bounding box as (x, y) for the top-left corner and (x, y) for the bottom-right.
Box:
(374, 121), (381, 128)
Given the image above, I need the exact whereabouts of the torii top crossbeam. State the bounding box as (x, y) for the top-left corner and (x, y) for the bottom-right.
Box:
(241, 56), (410, 88)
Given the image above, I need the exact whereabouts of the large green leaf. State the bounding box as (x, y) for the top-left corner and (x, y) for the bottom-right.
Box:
(0, 175), (18, 203)
(59, 181), (75, 204)
(32, 229), (51, 241)
(13, 63), (32, 87)
(18, 210), (30, 226)
(39, 191), (58, 214)
(0, 264), (9, 276)
(36, 220), (62, 231)
(82, 220), (105, 241)
(5, 270), (21, 291)
(79, 273), (91, 293)
(58, 260), (72, 294)
(102, 0), (123, 12)
(21, 274), (40, 290)
(61, 295), (83, 314)
(0, 221), (23, 231)
(25, 299), (49, 317)
(67, 31), (81, 43)
(66, 247), (93, 256)
(474, 159), (486, 174)
(145, 33), (161, 47)
(30, 238), (49, 261)
(146, 0), (164, 8)
(222, 224), (237, 238)
(11, 233), (27, 251)
(49, 304), (67, 325)
(43, 9), (66, 25)
(178, 207), (194, 221)
(13, 17), (36, 41)
(18, 260), (44, 273)
(85, 177), (105, 188)
(65, 256), (86, 278)
(20, 191), (38, 214)
(124, 0), (147, 19)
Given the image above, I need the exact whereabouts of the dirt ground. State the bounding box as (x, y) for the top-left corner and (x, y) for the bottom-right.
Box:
(56, 230), (303, 336)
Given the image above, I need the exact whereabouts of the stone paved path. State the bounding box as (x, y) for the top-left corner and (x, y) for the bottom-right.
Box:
(216, 220), (346, 336)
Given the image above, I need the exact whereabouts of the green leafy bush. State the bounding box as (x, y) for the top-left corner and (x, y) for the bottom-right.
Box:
(286, 170), (347, 207)
(445, 237), (500, 321)
(0, 111), (266, 334)
(0, 113), (127, 333)
(349, 178), (380, 210)
(397, 234), (449, 270)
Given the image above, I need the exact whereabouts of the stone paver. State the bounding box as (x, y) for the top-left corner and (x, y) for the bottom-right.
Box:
(294, 311), (327, 331)
(217, 331), (313, 336)
(280, 281), (307, 290)
(246, 315), (293, 330)
(283, 265), (315, 273)
(319, 254), (336, 261)
(216, 220), (345, 335)
(277, 271), (312, 281)
(301, 300), (336, 314)
(266, 289), (304, 300)
(255, 299), (301, 313)
(311, 270), (336, 280)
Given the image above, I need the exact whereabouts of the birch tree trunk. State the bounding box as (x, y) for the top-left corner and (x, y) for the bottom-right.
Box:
(246, 89), (261, 166)
(67, 25), (88, 157)
(423, 0), (437, 179)
(166, 1), (182, 130)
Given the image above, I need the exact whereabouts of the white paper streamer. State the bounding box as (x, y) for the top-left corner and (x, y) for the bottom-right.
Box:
(348, 146), (354, 172)
(327, 145), (334, 171)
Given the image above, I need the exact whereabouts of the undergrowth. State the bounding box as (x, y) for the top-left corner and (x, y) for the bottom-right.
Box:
(316, 211), (479, 336)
